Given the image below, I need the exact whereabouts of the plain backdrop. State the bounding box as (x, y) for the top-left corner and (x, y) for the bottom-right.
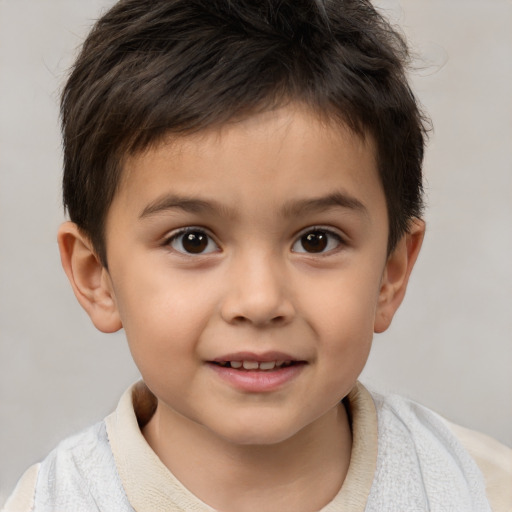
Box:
(1, 0), (511, 503)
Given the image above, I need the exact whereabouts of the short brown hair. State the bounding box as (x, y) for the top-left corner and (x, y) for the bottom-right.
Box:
(61, 0), (427, 266)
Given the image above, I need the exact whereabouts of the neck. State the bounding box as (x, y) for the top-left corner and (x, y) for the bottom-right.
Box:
(143, 401), (352, 512)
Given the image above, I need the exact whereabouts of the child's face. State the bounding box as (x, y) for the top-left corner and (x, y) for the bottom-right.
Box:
(100, 105), (398, 445)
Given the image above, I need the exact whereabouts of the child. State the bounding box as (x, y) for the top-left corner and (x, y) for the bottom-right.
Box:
(3, 0), (511, 511)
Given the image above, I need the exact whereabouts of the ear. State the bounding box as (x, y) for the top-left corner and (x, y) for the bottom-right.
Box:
(374, 218), (425, 333)
(57, 221), (122, 333)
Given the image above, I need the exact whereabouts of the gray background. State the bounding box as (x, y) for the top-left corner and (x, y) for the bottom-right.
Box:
(1, 0), (511, 503)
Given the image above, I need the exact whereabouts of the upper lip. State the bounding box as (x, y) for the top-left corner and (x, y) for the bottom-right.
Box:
(211, 351), (304, 363)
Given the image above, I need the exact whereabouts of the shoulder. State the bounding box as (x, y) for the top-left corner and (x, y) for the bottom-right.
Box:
(2, 421), (133, 512)
(1, 464), (39, 512)
(368, 389), (511, 512)
(446, 420), (512, 512)
(36, 420), (113, 483)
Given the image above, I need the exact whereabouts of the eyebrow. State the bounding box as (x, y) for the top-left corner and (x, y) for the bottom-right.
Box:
(139, 191), (367, 220)
(139, 195), (230, 219)
(281, 191), (368, 218)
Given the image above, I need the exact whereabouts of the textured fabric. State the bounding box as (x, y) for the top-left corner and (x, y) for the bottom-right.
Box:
(32, 422), (134, 512)
(448, 421), (512, 512)
(365, 393), (492, 512)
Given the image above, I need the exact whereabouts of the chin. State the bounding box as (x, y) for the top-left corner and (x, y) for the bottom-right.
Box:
(211, 417), (302, 447)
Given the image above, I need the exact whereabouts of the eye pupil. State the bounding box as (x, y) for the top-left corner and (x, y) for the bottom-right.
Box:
(182, 232), (208, 253)
(301, 231), (328, 253)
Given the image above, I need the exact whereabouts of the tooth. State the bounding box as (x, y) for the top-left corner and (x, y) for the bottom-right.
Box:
(230, 361), (242, 369)
(243, 361), (259, 370)
(259, 361), (276, 370)
(276, 361), (284, 367)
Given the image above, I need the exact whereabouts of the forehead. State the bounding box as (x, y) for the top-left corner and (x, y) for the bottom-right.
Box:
(112, 105), (384, 224)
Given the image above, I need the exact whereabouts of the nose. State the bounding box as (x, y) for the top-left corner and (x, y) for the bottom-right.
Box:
(220, 250), (296, 327)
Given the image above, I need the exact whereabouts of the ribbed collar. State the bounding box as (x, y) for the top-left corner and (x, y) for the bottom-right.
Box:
(105, 381), (377, 512)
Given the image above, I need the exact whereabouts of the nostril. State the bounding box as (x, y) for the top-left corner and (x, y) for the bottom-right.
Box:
(232, 315), (249, 324)
(230, 314), (287, 326)
(220, 293), (296, 326)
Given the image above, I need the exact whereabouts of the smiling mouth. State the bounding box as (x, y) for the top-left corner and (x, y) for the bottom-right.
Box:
(208, 356), (306, 391)
(211, 360), (301, 371)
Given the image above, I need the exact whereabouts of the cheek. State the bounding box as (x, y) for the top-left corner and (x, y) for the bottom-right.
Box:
(304, 268), (382, 329)
(111, 269), (216, 370)
(114, 256), (214, 330)
(300, 268), (381, 361)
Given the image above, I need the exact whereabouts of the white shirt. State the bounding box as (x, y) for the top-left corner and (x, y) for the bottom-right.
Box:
(3, 382), (511, 511)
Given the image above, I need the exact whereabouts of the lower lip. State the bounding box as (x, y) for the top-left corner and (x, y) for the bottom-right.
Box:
(207, 363), (306, 392)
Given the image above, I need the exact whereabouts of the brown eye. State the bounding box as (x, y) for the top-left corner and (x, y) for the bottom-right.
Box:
(169, 229), (218, 254)
(182, 232), (208, 253)
(292, 229), (342, 254)
(301, 231), (328, 253)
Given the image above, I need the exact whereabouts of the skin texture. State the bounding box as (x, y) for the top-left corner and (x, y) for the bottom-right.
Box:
(58, 105), (424, 512)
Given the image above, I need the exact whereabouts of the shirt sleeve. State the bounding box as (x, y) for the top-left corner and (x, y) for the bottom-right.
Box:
(448, 421), (512, 512)
(1, 464), (40, 512)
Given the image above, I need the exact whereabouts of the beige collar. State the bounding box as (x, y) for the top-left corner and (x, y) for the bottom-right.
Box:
(105, 381), (377, 512)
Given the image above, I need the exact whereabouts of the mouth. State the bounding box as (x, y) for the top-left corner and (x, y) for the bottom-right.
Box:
(208, 351), (307, 373)
(210, 360), (300, 371)
(207, 353), (306, 392)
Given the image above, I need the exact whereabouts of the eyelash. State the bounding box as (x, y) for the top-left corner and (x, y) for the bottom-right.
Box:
(164, 227), (220, 255)
(164, 226), (345, 256)
(291, 227), (345, 255)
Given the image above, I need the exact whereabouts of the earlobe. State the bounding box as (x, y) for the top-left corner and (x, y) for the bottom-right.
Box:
(374, 218), (425, 333)
(57, 221), (122, 333)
